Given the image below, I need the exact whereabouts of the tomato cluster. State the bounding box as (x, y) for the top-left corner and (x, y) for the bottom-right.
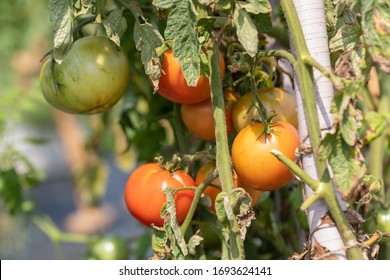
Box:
(122, 48), (301, 227)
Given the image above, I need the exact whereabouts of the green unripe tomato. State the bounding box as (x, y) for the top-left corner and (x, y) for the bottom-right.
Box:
(40, 36), (130, 114)
(377, 209), (390, 243)
(88, 235), (130, 260)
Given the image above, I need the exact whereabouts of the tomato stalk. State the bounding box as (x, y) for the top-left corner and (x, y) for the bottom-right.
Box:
(179, 169), (218, 235)
(208, 38), (245, 260)
(249, 56), (270, 134)
(32, 215), (91, 259)
(280, 0), (364, 259)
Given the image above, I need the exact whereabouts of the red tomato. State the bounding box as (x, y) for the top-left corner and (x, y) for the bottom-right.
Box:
(180, 90), (237, 141)
(232, 87), (298, 131)
(124, 163), (195, 227)
(195, 162), (262, 213)
(231, 121), (300, 191)
(157, 49), (226, 104)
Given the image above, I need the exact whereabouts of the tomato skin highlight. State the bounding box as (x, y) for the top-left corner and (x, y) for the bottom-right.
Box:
(124, 163), (195, 227)
(157, 49), (225, 104)
(181, 91), (236, 141)
(232, 121), (300, 191)
(195, 162), (262, 213)
(232, 87), (298, 131)
(40, 36), (130, 114)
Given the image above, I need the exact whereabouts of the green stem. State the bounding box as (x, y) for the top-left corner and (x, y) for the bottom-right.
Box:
(257, 49), (297, 67)
(369, 69), (390, 181)
(209, 39), (234, 194)
(209, 38), (244, 260)
(280, 0), (364, 260)
(270, 149), (319, 190)
(250, 56), (269, 129)
(180, 171), (218, 235)
(303, 56), (342, 90)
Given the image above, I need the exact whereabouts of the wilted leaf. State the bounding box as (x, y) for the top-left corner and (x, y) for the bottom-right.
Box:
(233, 5), (258, 57)
(134, 21), (163, 90)
(319, 132), (366, 199)
(165, 0), (200, 86)
(48, 0), (74, 63)
(361, 111), (388, 143)
(103, 9), (127, 46)
(215, 188), (254, 240)
(360, 0), (390, 73)
(187, 233), (204, 255)
(329, 23), (361, 53)
(160, 187), (188, 259)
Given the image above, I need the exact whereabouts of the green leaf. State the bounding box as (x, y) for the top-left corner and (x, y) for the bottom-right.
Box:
(238, 0), (272, 14)
(153, 0), (175, 9)
(120, 0), (143, 19)
(165, 0), (200, 86)
(252, 12), (272, 33)
(48, 0), (74, 63)
(233, 5), (259, 57)
(103, 9), (127, 46)
(360, 0), (390, 73)
(0, 169), (23, 215)
(134, 21), (164, 90)
(319, 132), (366, 199)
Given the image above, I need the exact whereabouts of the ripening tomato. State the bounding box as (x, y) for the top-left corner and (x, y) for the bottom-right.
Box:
(40, 36), (130, 114)
(124, 163), (195, 227)
(157, 49), (226, 104)
(180, 90), (237, 141)
(232, 121), (300, 191)
(232, 87), (298, 131)
(195, 162), (262, 213)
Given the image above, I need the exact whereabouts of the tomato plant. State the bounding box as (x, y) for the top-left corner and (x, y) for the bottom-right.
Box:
(195, 162), (262, 212)
(40, 36), (130, 114)
(124, 163), (195, 227)
(232, 121), (300, 191)
(181, 90), (236, 141)
(88, 235), (129, 260)
(232, 87), (298, 131)
(157, 49), (225, 104)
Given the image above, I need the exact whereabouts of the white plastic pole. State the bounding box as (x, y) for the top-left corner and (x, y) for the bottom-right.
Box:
(291, 0), (347, 259)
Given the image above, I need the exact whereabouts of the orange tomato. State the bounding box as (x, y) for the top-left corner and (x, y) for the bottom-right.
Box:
(180, 90), (237, 141)
(157, 49), (225, 104)
(232, 121), (300, 191)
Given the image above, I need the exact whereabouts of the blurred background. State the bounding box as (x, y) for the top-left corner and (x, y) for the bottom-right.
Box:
(0, 0), (156, 260)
